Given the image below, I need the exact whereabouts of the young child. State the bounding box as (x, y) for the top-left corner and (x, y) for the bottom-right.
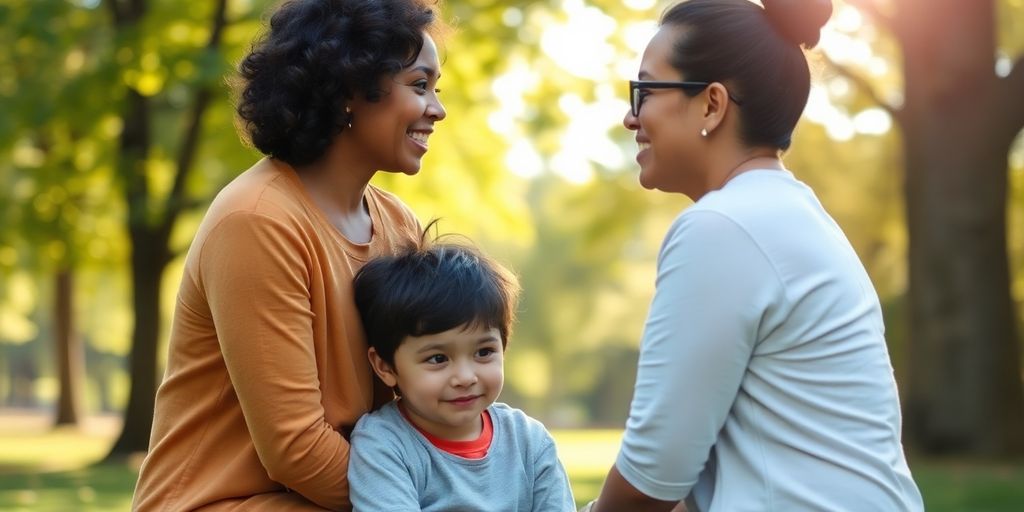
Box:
(349, 231), (576, 512)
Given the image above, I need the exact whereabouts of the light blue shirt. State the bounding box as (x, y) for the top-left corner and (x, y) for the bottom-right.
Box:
(350, 401), (576, 511)
(617, 170), (923, 511)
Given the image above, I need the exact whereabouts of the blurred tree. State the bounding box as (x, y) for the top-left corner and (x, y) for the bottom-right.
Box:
(508, 173), (656, 420)
(3, 0), (256, 456)
(99, 0), (231, 459)
(0, 0), (118, 427)
(839, 0), (1024, 457)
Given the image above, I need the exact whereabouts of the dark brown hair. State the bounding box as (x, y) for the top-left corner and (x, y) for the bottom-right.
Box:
(661, 0), (832, 150)
(353, 223), (520, 366)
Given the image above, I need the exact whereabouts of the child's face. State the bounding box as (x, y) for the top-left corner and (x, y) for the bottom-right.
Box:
(370, 323), (504, 441)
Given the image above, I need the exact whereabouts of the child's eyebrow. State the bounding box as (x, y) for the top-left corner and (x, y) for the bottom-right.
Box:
(415, 342), (449, 354)
(413, 335), (500, 354)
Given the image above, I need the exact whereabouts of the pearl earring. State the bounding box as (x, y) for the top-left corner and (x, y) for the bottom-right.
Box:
(700, 128), (708, 137)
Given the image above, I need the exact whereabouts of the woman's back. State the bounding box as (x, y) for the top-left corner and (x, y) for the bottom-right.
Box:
(661, 169), (921, 510)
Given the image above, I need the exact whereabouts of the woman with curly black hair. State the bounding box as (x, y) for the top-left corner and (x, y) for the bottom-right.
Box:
(132, 1), (447, 510)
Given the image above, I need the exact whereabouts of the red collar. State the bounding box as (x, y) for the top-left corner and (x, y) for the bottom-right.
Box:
(399, 405), (493, 459)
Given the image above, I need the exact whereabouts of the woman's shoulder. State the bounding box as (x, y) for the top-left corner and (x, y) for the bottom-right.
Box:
(204, 158), (309, 225)
(365, 184), (422, 248)
(366, 185), (419, 225)
(690, 170), (813, 220)
(185, 160), (319, 259)
(674, 170), (816, 243)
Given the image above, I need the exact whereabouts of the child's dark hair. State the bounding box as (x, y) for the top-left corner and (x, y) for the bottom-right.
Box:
(354, 223), (520, 366)
(235, 0), (446, 166)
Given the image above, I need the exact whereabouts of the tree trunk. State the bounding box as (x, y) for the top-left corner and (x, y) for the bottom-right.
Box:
(102, 0), (226, 457)
(104, 83), (161, 460)
(902, 113), (1024, 457)
(898, 0), (1024, 458)
(107, 229), (168, 457)
(54, 269), (84, 426)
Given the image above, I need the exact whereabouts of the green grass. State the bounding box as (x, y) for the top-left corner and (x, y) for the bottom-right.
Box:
(0, 465), (136, 512)
(1, 415), (1023, 511)
(913, 461), (1024, 511)
(551, 429), (621, 507)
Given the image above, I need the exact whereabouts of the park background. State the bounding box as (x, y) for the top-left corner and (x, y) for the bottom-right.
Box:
(2, 0), (1024, 509)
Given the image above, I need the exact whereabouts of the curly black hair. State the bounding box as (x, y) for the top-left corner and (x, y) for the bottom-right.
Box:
(235, 0), (443, 166)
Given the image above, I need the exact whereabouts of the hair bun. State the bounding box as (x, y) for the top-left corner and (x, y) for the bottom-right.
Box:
(762, 0), (832, 49)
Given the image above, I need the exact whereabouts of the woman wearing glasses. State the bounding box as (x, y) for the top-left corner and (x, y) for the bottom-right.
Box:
(586, 1), (923, 511)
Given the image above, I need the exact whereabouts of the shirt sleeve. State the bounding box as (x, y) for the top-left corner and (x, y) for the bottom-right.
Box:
(615, 210), (784, 501)
(348, 419), (421, 511)
(200, 211), (350, 509)
(531, 436), (577, 511)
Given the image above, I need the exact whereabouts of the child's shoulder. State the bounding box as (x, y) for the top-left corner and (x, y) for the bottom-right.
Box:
(487, 401), (527, 420)
(353, 401), (406, 437)
(488, 402), (554, 438)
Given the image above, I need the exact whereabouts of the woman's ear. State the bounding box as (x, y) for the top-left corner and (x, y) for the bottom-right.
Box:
(702, 82), (732, 135)
(368, 347), (398, 388)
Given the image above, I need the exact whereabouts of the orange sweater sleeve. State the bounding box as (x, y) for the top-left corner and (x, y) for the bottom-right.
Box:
(201, 209), (349, 509)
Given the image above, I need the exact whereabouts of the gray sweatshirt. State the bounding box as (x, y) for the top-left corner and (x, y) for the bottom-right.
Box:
(349, 401), (576, 511)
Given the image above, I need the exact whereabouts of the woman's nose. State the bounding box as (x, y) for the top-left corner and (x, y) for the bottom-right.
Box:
(427, 94), (447, 121)
(623, 109), (639, 130)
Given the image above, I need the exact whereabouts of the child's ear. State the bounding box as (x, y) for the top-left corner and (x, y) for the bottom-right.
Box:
(368, 347), (398, 388)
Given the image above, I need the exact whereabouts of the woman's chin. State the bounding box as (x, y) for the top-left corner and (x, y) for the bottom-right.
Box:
(637, 169), (658, 190)
(379, 164), (421, 176)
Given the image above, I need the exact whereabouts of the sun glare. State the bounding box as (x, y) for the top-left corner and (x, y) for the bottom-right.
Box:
(811, 3), (894, 139)
(492, 0), (645, 182)
(539, 0), (617, 81)
(488, 1), (892, 184)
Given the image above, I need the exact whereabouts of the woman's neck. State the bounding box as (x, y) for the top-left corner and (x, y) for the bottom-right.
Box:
(707, 150), (784, 195)
(295, 151), (376, 243)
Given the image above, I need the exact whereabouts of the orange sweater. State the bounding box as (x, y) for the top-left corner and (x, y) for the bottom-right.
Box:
(132, 159), (421, 511)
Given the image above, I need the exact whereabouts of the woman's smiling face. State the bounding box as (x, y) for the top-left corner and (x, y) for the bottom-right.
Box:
(347, 32), (447, 175)
(623, 26), (707, 195)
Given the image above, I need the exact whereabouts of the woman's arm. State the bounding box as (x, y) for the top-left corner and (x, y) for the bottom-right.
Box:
(589, 465), (680, 512)
(203, 211), (350, 508)
(597, 211), (782, 506)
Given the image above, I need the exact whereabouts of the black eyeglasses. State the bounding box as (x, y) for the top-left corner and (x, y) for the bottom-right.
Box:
(629, 80), (743, 117)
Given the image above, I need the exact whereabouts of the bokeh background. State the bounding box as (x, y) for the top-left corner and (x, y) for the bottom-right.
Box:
(2, 0), (1023, 509)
